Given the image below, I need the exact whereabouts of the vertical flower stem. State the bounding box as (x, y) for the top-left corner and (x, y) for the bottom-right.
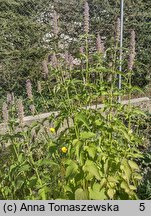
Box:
(128, 71), (132, 130)
(85, 35), (89, 83)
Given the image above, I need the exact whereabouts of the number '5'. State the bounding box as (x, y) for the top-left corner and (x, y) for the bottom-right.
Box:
(139, 203), (145, 211)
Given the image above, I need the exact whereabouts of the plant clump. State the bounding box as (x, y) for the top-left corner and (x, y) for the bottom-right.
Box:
(0, 1), (148, 200)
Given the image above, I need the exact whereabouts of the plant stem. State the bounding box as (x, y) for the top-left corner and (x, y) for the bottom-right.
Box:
(85, 35), (89, 83)
(128, 71), (132, 130)
(26, 142), (46, 200)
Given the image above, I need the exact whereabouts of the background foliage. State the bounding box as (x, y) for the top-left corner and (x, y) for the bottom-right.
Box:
(0, 0), (151, 100)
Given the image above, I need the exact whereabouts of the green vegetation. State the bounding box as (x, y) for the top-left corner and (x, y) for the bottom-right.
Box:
(0, 1), (150, 200)
(0, 0), (151, 98)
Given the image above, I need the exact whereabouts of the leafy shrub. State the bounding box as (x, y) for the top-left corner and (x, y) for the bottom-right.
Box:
(0, 1), (149, 200)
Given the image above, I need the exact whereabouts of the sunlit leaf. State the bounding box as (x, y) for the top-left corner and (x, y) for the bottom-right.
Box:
(83, 160), (101, 180)
(75, 188), (88, 200)
(75, 113), (90, 130)
(107, 188), (116, 199)
(80, 131), (96, 139)
(128, 160), (140, 171)
(66, 161), (79, 179)
(89, 187), (107, 200)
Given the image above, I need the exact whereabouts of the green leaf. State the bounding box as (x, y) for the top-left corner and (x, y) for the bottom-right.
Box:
(118, 128), (131, 142)
(83, 160), (101, 180)
(75, 113), (90, 130)
(128, 153), (144, 159)
(132, 109), (147, 117)
(18, 153), (23, 163)
(48, 142), (57, 153)
(107, 176), (118, 183)
(129, 185), (137, 190)
(10, 164), (18, 174)
(64, 185), (73, 193)
(89, 186), (107, 200)
(72, 139), (79, 146)
(75, 188), (88, 200)
(100, 178), (107, 189)
(107, 188), (116, 199)
(130, 86), (144, 94)
(36, 159), (59, 168)
(95, 119), (102, 126)
(133, 173), (142, 180)
(85, 172), (94, 181)
(80, 131), (96, 139)
(121, 181), (130, 193)
(93, 183), (101, 191)
(19, 164), (30, 172)
(79, 151), (85, 166)
(16, 179), (25, 189)
(84, 145), (96, 159)
(113, 124), (131, 142)
(66, 161), (79, 179)
(104, 159), (109, 175)
(72, 139), (83, 162)
(28, 176), (38, 188)
(121, 159), (132, 183)
(128, 160), (140, 171)
(38, 187), (47, 199)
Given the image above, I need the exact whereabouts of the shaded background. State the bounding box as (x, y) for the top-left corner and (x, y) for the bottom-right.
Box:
(0, 0), (151, 98)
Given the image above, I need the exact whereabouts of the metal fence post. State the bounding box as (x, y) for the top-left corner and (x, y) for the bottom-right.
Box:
(118, 0), (124, 102)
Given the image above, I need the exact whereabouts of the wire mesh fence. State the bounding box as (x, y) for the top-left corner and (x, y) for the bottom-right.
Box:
(0, 0), (151, 119)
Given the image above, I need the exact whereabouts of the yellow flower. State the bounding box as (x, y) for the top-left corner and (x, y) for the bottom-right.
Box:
(61, 146), (68, 153)
(50, 127), (55, 133)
